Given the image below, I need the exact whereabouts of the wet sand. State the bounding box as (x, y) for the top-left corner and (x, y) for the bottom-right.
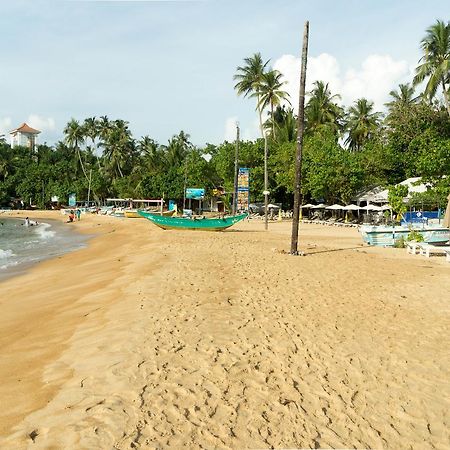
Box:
(0, 211), (449, 449)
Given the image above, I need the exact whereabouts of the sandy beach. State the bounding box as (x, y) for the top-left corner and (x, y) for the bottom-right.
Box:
(0, 211), (449, 449)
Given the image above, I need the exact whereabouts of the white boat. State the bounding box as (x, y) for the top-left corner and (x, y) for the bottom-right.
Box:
(360, 224), (450, 247)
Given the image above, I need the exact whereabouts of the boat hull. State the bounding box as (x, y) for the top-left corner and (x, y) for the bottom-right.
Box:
(360, 225), (450, 246)
(138, 212), (247, 231)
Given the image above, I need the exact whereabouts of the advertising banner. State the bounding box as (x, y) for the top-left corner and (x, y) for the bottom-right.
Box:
(237, 168), (250, 211)
(186, 188), (205, 200)
(68, 193), (76, 207)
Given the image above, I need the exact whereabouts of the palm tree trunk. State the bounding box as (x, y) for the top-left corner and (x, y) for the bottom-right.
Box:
(271, 102), (275, 138)
(442, 81), (450, 118)
(77, 148), (89, 181)
(257, 92), (264, 139)
(291, 21), (309, 255)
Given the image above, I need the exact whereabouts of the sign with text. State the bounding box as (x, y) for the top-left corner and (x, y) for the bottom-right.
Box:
(68, 193), (76, 207)
(186, 188), (205, 200)
(237, 168), (250, 211)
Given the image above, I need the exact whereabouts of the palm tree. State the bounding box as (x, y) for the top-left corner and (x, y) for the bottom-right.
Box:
(385, 83), (418, 109)
(164, 131), (192, 168)
(139, 136), (162, 172)
(64, 118), (88, 180)
(83, 117), (99, 153)
(272, 105), (297, 143)
(413, 20), (450, 117)
(257, 69), (290, 137)
(233, 53), (270, 138)
(305, 81), (344, 134)
(100, 120), (133, 178)
(345, 98), (381, 151)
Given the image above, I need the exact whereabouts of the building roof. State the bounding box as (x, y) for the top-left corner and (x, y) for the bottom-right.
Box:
(9, 123), (41, 134)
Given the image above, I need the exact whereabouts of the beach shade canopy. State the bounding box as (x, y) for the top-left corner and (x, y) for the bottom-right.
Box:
(443, 194), (450, 228)
(364, 204), (383, 211)
(380, 204), (392, 211)
(311, 203), (327, 209)
(326, 204), (344, 210)
(343, 204), (360, 211)
(301, 203), (315, 208)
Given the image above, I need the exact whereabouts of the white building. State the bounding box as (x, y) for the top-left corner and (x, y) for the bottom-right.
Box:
(10, 123), (41, 150)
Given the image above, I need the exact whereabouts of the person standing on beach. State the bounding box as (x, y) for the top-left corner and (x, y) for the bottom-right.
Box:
(76, 208), (81, 221)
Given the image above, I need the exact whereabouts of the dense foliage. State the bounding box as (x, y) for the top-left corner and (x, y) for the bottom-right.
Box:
(1, 20), (449, 210)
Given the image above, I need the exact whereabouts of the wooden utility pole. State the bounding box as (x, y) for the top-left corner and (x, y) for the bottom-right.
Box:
(232, 123), (240, 215)
(290, 21), (309, 255)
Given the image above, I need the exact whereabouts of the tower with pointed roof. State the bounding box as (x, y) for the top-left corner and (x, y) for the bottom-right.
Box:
(10, 123), (41, 150)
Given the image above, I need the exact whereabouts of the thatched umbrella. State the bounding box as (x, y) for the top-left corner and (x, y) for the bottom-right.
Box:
(443, 193), (450, 228)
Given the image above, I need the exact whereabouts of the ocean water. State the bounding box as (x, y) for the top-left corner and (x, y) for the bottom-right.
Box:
(0, 217), (89, 282)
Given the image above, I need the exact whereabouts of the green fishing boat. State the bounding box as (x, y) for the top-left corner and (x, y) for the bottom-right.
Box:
(138, 212), (247, 231)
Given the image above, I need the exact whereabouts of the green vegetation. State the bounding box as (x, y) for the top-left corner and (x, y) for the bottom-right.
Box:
(0, 20), (449, 209)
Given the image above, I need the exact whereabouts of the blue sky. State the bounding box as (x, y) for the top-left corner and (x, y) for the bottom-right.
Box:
(0, 0), (448, 146)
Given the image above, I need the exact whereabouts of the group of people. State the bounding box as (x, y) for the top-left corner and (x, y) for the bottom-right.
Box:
(66, 209), (82, 223)
(23, 217), (39, 227)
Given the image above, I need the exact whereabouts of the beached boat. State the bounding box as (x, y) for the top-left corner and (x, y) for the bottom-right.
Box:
(360, 224), (450, 246)
(136, 210), (176, 219)
(138, 212), (247, 231)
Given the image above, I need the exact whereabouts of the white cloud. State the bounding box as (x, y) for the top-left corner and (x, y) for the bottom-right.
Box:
(0, 117), (12, 136)
(224, 116), (238, 142)
(274, 52), (412, 112)
(27, 114), (56, 132)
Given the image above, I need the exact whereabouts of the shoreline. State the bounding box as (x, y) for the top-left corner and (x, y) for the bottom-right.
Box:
(0, 213), (91, 283)
(0, 212), (449, 448)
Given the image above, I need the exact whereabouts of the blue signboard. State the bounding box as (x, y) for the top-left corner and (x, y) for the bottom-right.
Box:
(186, 188), (205, 200)
(68, 193), (76, 207)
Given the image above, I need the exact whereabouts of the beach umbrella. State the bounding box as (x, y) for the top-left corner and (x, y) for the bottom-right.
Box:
(443, 194), (450, 228)
(326, 204), (344, 210)
(311, 203), (327, 209)
(364, 204), (383, 211)
(343, 204), (360, 211)
(380, 204), (392, 211)
(301, 203), (315, 208)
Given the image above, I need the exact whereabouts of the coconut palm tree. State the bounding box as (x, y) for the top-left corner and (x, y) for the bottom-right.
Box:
(165, 131), (192, 167)
(305, 81), (344, 134)
(344, 98), (381, 151)
(100, 120), (133, 179)
(139, 136), (163, 172)
(233, 53), (270, 138)
(64, 118), (89, 180)
(83, 117), (99, 154)
(257, 69), (290, 137)
(385, 83), (419, 110)
(272, 105), (297, 143)
(413, 20), (450, 117)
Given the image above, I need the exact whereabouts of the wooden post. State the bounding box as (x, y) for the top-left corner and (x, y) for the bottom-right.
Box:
(290, 21), (309, 255)
(233, 123), (240, 216)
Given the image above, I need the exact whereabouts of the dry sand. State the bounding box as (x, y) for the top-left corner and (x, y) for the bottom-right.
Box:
(0, 211), (449, 449)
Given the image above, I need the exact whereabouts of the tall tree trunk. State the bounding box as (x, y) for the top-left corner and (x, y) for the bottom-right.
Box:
(271, 101), (275, 138)
(257, 92), (264, 138)
(442, 80), (450, 118)
(264, 134), (268, 230)
(291, 21), (309, 255)
(77, 147), (89, 182)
